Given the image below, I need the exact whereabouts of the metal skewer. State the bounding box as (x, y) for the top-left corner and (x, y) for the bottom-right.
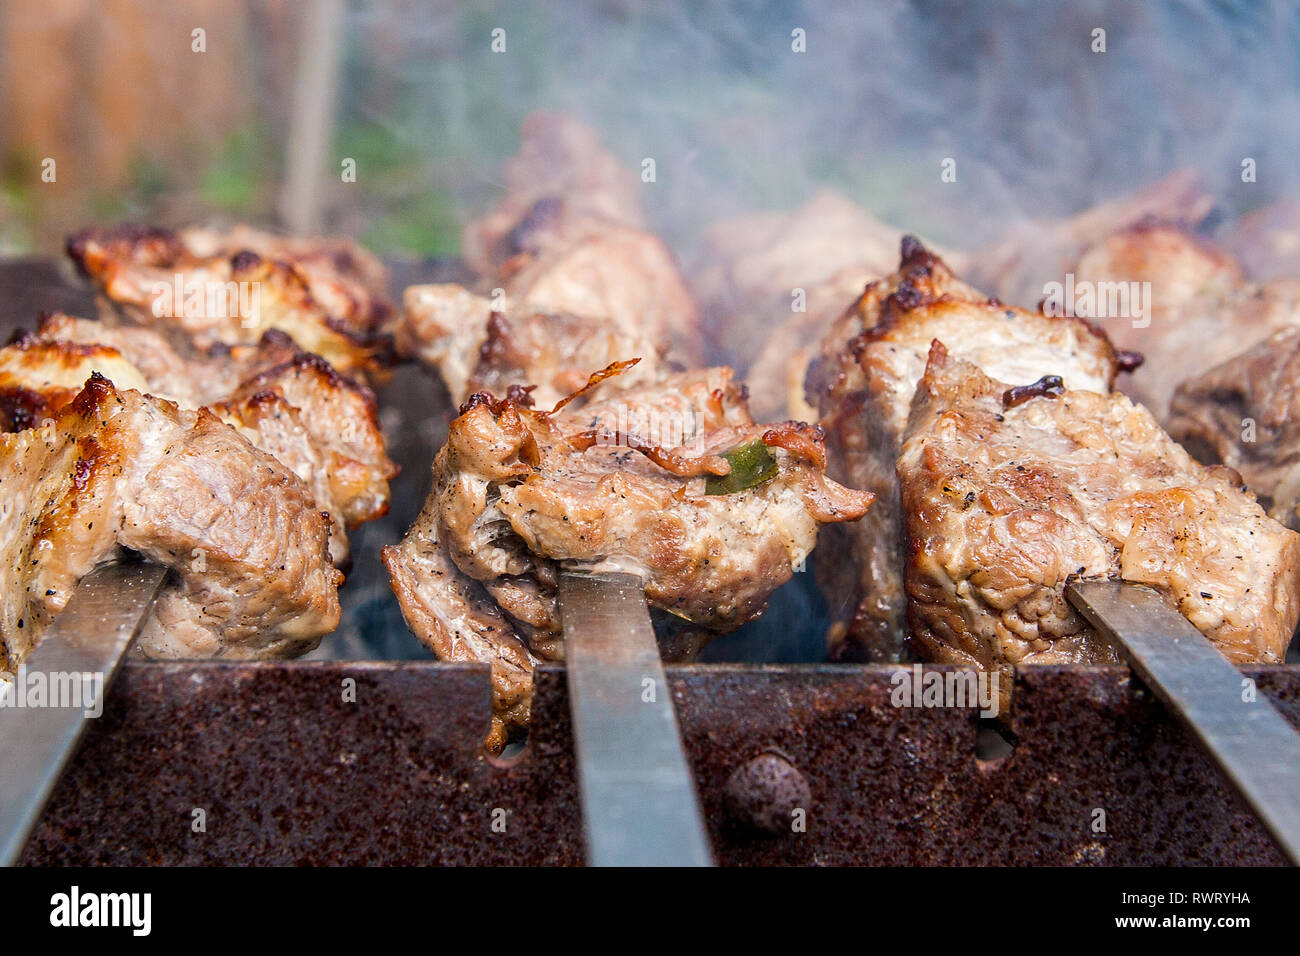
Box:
(1066, 580), (1300, 865)
(558, 571), (714, 866)
(0, 560), (167, 866)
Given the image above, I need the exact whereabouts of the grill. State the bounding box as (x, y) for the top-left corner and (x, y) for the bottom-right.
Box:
(4, 2), (1300, 869)
(3, 253), (1298, 867)
(20, 662), (1300, 866)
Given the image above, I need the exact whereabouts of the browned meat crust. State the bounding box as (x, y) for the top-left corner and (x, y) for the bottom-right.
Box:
(408, 113), (700, 390)
(0, 314), (397, 565)
(0, 374), (342, 673)
(1168, 326), (1300, 531)
(33, 313), (303, 401)
(384, 366), (873, 750)
(976, 169), (1214, 308)
(1068, 221), (1300, 419)
(66, 224), (396, 377)
(899, 343), (1300, 717)
(1225, 200), (1300, 282)
(694, 191), (966, 420)
(808, 237), (1120, 661)
(397, 283), (664, 409)
(460, 111), (646, 277)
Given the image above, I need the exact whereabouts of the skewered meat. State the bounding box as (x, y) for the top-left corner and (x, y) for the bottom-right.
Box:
(693, 191), (928, 421)
(695, 192), (903, 353)
(0, 374), (342, 673)
(383, 510), (540, 754)
(466, 310), (663, 412)
(899, 343), (1300, 716)
(461, 110), (645, 278)
(395, 285), (495, 406)
(1168, 325), (1300, 531)
(384, 364), (873, 750)
(425, 112), (701, 378)
(1069, 221), (1300, 419)
(0, 313), (397, 564)
(65, 224), (396, 377)
(1225, 200), (1300, 282)
(397, 284), (663, 409)
(12, 312), (298, 408)
(977, 170), (1213, 309)
(494, 212), (701, 359)
(180, 224), (391, 300)
(809, 237), (1123, 661)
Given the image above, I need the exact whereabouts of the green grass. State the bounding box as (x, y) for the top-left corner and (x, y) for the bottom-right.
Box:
(199, 128), (272, 215)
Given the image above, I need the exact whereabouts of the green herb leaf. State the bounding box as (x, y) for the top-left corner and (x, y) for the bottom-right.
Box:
(705, 440), (778, 495)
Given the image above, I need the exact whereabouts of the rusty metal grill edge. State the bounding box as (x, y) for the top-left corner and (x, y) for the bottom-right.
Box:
(18, 660), (1299, 866)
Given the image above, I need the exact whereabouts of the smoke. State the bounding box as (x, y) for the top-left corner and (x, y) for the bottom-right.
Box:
(341, 0), (1300, 254)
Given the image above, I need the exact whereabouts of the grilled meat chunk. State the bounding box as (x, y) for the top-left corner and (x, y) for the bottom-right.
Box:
(219, 352), (395, 528)
(1225, 200), (1300, 282)
(1169, 326), (1300, 531)
(32, 312), (302, 402)
(396, 285), (495, 406)
(0, 337), (155, 427)
(809, 237), (1121, 661)
(398, 284), (662, 408)
(495, 214), (701, 360)
(0, 374), (342, 673)
(1068, 221), (1300, 419)
(0, 315), (396, 563)
(436, 112), (700, 370)
(384, 508), (539, 754)
(384, 365), (873, 750)
(977, 169), (1213, 308)
(66, 224), (395, 377)
(899, 344), (1300, 717)
(461, 110), (645, 278)
(695, 191), (966, 420)
(465, 309), (663, 412)
(180, 224), (391, 300)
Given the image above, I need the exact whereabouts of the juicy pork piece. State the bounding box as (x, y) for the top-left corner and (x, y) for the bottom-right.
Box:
(977, 170), (1214, 309)
(179, 224), (391, 299)
(495, 210), (701, 359)
(0, 314), (397, 564)
(899, 344), (1300, 716)
(66, 224), (396, 377)
(384, 365), (873, 751)
(808, 237), (1123, 661)
(424, 112), (700, 381)
(0, 374), (342, 673)
(1168, 326), (1300, 531)
(460, 110), (646, 278)
(1068, 221), (1300, 420)
(20, 312), (299, 405)
(398, 284), (663, 409)
(1225, 200), (1300, 282)
(693, 191), (924, 421)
